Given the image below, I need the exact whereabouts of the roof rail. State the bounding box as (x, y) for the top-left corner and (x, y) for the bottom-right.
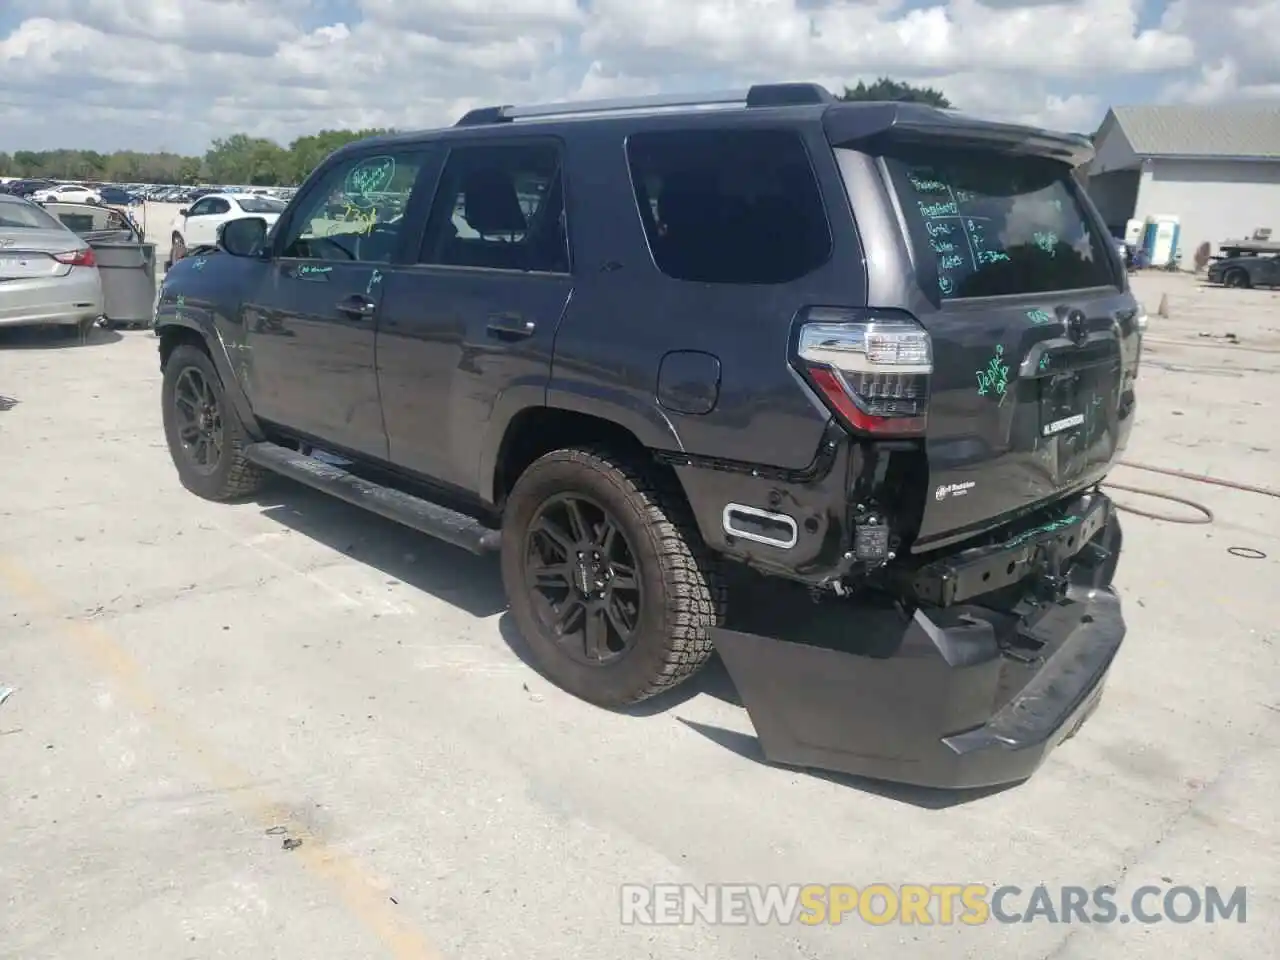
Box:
(454, 82), (833, 127)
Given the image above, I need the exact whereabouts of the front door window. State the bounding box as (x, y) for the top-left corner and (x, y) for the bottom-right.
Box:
(276, 152), (425, 264)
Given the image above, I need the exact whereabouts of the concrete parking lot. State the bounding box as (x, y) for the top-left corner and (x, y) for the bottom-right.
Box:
(1, 272), (1276, 959)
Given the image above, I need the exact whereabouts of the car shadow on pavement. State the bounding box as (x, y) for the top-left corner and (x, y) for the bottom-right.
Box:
(495, 612), (745, 712)
(674, 718), (1020, 808)
(0, 325), (123, 350)
(253, 480), (507, 619)
(252, 478), (1013, 804)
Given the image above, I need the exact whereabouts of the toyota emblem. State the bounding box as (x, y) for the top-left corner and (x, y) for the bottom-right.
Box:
(1064, 309), (1088, 346)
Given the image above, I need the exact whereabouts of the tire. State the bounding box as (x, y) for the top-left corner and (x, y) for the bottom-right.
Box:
(161, 344), (265, 501)
(501, 447), (726, 707)
(171, 233), (187, 262)
(1224, 268), (1249, 289)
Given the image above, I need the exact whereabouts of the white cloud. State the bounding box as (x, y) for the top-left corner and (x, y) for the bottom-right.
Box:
(0, 0), (1222, 154)
(1158, 0), (1280, 102)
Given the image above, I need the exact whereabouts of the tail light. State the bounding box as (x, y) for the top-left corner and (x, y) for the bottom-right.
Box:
(794, 307), (932, 436)
(53, 248), (96, 267)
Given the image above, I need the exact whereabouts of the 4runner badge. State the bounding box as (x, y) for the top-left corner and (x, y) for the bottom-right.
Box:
(935, 481), (976, 501)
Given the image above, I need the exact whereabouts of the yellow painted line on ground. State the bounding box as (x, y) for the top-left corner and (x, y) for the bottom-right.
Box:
(0, 555), (444, 960)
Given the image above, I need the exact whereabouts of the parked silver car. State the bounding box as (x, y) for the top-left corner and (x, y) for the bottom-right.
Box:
(0, 194), (104, 337)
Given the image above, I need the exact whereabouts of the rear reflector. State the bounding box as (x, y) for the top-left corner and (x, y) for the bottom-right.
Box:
(53, 248), (96, 267)
(794, 307), (931, 436)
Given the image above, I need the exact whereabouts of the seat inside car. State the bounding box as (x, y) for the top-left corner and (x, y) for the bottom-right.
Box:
(448, 168), (528, 269)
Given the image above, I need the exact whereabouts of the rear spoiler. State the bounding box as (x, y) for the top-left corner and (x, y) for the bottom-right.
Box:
(821, 102), (1094, 167)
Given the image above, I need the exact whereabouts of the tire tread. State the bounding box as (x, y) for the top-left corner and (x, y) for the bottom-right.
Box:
(164, 344), (266, 501)
(531, 445), (727, 703)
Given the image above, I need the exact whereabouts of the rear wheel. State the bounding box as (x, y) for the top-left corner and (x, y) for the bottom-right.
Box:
(1224, 268), (1250, 289)
(501, 448), (726, 707)
(161, 344), (265, 501)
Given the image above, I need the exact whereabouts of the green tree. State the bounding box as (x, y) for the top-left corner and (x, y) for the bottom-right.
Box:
(839, 78), (952, 108)
(177, 157), (203, 184)
(285, 128), (395, 185)
(1, 125), (396, 186)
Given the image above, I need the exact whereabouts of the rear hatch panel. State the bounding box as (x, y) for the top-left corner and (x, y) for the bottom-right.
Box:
(913, 289), (1137, 550)
(825, 106), (1138, 551)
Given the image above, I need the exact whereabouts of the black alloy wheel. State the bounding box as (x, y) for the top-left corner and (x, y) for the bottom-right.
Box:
(171, 365), (224, 475)
(524, 493), (642, 665)
(500, 446), (724, 706)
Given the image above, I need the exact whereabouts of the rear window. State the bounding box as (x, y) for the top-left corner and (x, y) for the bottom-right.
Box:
(626, 129), (831, 284)
(883, 146), (1116, 299)
(0, 200), (63, 230)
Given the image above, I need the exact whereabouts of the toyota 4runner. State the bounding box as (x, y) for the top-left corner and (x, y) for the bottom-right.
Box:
(154, 83), (1143, 789)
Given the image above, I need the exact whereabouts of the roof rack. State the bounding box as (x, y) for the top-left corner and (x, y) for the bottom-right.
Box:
(454, 82), (834, 127)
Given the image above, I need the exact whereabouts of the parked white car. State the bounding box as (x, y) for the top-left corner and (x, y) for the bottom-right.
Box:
(31, 184), (102, 204)
(169, 193), (287, 262)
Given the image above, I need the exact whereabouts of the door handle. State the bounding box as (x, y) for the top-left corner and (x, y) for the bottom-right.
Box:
(335, 294), (376, 319)
(486, 314), (536, 340)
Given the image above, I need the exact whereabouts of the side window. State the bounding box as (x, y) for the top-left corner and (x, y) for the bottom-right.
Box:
(625, 129), (831, 284)
(418, 142), (568, 273)
(208, 198), (231, 215)
(188, 198), (213, 217)
(277, 151), (424, 263)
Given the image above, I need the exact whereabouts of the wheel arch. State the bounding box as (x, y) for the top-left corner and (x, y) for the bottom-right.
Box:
(486, 406), (690, 511)
(479, 380), (685, 506)
(157, 319), (262, 439)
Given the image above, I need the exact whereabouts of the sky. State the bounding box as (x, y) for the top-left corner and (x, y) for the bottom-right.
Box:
(0, 0), (1277, 155)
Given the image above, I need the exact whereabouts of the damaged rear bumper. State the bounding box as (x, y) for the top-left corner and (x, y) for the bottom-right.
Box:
(712, 502), (1125, 790)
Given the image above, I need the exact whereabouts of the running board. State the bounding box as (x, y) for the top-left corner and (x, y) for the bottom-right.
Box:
(243, 442), (501, 555)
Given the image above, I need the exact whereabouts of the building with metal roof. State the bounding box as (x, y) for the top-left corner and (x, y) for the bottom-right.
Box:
(1085, 103), (1280, 269)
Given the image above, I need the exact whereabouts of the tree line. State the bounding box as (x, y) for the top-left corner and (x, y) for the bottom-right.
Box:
(0, 79), (952, 185)
(0, 128), (395, 187)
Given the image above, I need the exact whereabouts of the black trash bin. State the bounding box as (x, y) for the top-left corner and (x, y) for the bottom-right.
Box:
(89, 240), (158, 328)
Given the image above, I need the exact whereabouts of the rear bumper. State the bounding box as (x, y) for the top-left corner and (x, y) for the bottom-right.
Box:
(712, 509), (1125, 789)
(0, 269), (104, 326)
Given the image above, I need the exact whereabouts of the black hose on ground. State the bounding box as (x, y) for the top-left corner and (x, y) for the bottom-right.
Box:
(1100, 481), (1214, 523)
(1100, 460), (1279, 526)
(1116, 460), (1280, 499)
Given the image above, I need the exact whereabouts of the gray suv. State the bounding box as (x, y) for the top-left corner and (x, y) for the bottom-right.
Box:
(154, 82), (1143, 788)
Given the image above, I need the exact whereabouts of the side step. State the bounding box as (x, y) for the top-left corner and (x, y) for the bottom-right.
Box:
(244, 442), (501, 555)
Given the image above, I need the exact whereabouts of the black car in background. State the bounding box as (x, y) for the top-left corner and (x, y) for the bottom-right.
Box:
(1, 178), (57, 197)
(97, 185), (140, 205)
(1206, 240), (1280, 289)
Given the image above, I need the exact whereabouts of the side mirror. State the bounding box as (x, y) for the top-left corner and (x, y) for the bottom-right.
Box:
(218, 217), (269, 258)
(178, 208), (189, 216)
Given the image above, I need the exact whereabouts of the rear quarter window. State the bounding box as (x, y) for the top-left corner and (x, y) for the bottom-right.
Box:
(882, 146), (1117, 299)
(626, 128), (832, 285)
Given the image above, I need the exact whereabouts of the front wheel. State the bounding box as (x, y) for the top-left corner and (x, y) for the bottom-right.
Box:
(501, 448), (726, 707)
(161, 344), (265, 501)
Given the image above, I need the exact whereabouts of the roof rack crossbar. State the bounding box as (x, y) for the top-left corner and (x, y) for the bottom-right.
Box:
(454, 82), (834, 127)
